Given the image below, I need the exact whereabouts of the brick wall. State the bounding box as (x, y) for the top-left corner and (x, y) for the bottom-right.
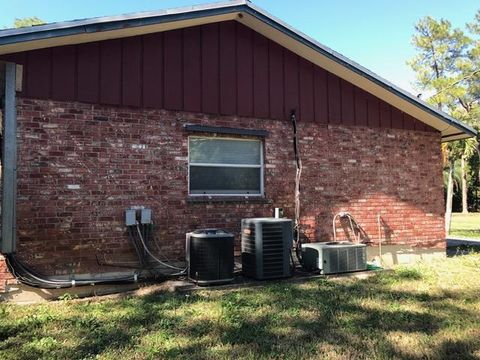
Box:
(2, 97), (444, 279)
(0, 255), (14, 291)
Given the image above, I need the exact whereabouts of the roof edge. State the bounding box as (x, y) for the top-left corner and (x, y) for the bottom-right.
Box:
(0, 0), (246, 45)
(0, 0), (476, 140)
(241, 2), (477, 139)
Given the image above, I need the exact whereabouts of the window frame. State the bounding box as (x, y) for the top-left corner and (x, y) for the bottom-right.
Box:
(187, 136), (264, 197)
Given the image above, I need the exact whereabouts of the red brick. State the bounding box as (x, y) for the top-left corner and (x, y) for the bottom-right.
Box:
(0, 97), (444, 281)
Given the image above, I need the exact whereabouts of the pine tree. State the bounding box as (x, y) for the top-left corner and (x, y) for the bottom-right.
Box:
(408, 16), (471, 231)
(466, 11), (480, 196)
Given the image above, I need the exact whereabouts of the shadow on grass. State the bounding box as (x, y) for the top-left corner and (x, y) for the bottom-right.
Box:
(1, 270), (480, 360)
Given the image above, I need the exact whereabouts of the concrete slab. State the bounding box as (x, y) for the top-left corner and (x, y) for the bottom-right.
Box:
(1, 267), (383, 304)
(367, 245), (446, 269)
(2, 244), (449, 304)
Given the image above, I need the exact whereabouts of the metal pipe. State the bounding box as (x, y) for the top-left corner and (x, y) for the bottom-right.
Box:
(1, 62), (17, 253)
(135, 223), (186, 273)
(5, 254), (139, 289)
(377, 214), (383, 266)
(333, 212), (361, 243)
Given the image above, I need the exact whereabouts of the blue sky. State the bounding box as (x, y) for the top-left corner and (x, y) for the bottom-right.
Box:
(1, 0), (478, 94)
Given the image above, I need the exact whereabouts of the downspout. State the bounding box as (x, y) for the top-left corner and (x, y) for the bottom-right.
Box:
(1, 62), (17, 254)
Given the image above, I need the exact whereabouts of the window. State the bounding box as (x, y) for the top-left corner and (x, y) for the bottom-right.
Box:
(188, 137), (264, 196)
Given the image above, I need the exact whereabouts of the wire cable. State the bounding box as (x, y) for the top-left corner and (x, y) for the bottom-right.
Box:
(134, 223), (187, 273)
(5, 254), (139, 289)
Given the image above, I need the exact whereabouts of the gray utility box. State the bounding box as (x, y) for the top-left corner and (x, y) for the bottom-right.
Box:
(186, 229), (234, 285)
(301, 242), (367, 274)
(241, 218), (293, 280)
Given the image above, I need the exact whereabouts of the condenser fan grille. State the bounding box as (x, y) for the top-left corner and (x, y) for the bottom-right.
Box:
(241, 218), (293, 280)
(262, 223), (286, 278)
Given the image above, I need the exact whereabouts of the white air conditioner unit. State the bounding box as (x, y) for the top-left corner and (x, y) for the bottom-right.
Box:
(301, 242), (367, 274)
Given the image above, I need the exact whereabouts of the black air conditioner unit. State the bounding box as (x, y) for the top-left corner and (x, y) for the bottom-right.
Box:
(241, 218), (293, 280)
(186, 229), (234, 285)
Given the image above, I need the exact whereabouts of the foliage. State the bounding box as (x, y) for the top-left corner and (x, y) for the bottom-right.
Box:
(1, 255), (480, 359)
(57, 293), (78, 301)
(12, 17), (45, 29)
(409, 12), (480, 213)
(408, 16), (470, 110)
(468, 152), (480, 210)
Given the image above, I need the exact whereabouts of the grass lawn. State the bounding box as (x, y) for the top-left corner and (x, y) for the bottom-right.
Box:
(1, 255), (480, 360)
(450, 212), (480, 239)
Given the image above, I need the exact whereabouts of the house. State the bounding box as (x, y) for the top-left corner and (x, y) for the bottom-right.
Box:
(0, 1), (476, 293)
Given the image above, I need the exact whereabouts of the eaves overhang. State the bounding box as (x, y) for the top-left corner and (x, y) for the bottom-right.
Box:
(0, 0), (476, 142)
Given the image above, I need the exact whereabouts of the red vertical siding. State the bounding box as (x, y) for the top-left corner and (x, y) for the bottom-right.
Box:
(299, 58), (314, 122)
(164, 30), (183, 110)
(314, 67), (328, 123)
(122, 37), (142, 107)
(4, 20), (439, 134)
(100, 39), (122, 105)
(183, 27), (202, 113)
(284, 50), (299, 118)
(327, 72), (341, 124)
(77, 42), (100, 103)
(26, 48), (52, 99)
(380, 101), (391, 128)
(391, 107), (403, 129)
(367, 94), (380, 127)
(354, 87), (368, 126)
(52, 45), (76, 101)
(236, 23), (254, 116)
(341, 80), (355, 126)
(253, 32), (269, 119)
(268, 41), (284, 120)
(142, 33), (163, 109)
(404, 113), (416, 130)
(219, 21), (237, 115)
(414, 116), (426, 132)
(201, 23), (220, 114)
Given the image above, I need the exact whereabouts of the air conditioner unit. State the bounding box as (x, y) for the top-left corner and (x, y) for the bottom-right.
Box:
(186, 229), (234, 285)
(241, 218), (293, 280)
(301, 242), (367, 274)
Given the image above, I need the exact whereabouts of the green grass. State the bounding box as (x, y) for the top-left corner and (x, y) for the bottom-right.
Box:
(1, 255), (480, 359)
(450, 212), (480, 239)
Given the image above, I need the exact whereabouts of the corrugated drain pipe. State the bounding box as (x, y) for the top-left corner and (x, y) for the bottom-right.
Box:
(5, 254), (140, 289)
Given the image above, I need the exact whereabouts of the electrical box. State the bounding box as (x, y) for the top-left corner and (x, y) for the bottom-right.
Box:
(125, 209), (136, 226)
(140, 208), (151, 224)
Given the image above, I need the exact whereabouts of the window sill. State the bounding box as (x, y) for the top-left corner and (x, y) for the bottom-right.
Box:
(187, 196), (271, 204)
